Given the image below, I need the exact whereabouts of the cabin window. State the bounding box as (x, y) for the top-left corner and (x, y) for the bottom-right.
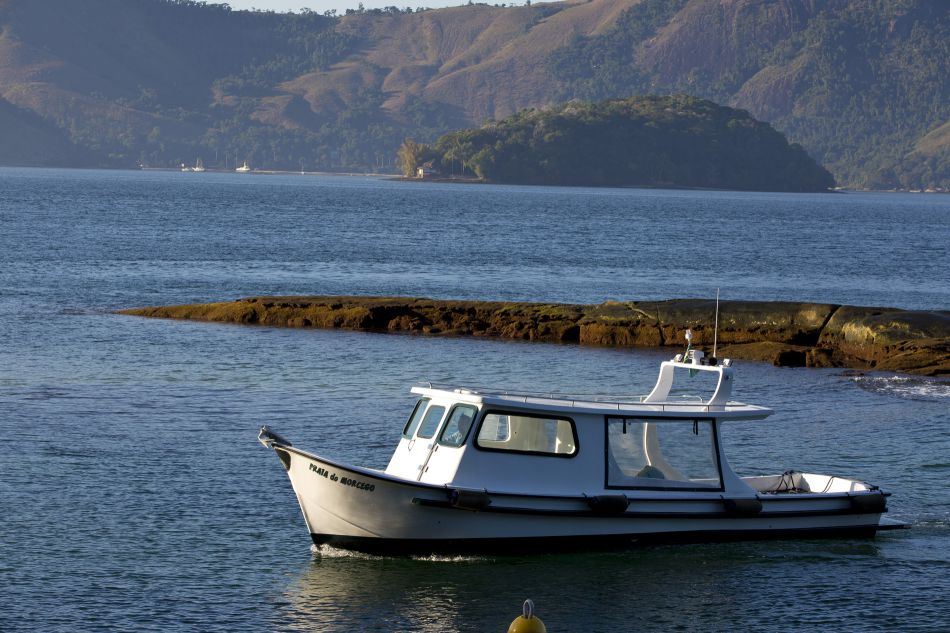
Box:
(438, 405), (479, 447)
(476, 412), (577, 457)
(605, 417), (721, 490)
(402, 398), (430, 438)
(415, 405), (447, 439)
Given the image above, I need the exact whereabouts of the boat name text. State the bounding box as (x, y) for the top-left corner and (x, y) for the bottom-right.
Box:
(310, 463), (375, 492)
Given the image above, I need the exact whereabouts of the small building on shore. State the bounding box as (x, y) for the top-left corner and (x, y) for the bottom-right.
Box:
(417, 162), (440, 179)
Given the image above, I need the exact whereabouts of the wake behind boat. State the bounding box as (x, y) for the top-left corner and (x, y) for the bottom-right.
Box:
(259, 341), (906, 555)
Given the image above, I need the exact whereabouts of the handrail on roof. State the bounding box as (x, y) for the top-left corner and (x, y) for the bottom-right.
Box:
(414, 380), (651, 401)
(412, 382), (763, 413)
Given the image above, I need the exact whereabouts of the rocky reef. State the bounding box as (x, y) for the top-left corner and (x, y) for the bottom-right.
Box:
(119, 296), (950, 376)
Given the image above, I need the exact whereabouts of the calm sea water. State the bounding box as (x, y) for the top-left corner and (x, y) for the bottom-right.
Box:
(1, 167), (948, 632)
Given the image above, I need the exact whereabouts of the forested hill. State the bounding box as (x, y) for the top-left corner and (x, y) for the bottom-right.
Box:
(406, 96), (834, 192)
(0, 0), (946, 190)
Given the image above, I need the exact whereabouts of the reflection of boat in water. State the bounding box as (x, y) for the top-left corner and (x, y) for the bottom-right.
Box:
(260, 343), (905, 555)
(283, 555), (470, 631)
(236, 161), (250, 172)
(281, 538), (888, 630)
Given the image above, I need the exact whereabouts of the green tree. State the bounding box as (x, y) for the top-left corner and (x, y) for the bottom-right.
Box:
(423, 96), (834, 192)
(396, 138), (425, 177)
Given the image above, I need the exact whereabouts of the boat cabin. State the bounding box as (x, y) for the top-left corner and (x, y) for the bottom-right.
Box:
(385, 351), (772, 497)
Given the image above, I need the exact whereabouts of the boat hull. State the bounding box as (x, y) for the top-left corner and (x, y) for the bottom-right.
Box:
(274, 445), (898, 555)
(311, 525), (882, 555)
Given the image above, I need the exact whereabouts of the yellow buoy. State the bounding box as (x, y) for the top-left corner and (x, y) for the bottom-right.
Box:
(507, 599), (546, 633)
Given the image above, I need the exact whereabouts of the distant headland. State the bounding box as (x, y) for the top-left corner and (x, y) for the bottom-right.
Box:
(119, 296), (949, 376)
(0, 0), (945, 190)
(398, 96), (835, 193)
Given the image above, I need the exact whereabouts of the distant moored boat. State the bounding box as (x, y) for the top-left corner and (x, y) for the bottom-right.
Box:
(236, 161), (250, 172)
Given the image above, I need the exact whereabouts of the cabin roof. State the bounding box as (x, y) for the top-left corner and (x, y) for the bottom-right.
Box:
(409, 384), (772, 420)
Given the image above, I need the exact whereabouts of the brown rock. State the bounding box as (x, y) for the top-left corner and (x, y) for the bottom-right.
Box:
(716, 342), (812, 368)
(819, 306), (950, 370)
(117, 295), (950, 376)
(646, 299), (836, 346)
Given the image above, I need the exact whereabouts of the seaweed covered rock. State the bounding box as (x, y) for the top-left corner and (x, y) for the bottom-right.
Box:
(120, 296), (949, 376)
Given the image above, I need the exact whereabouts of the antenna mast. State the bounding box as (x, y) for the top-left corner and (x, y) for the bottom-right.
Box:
(713, 287), (720, 359)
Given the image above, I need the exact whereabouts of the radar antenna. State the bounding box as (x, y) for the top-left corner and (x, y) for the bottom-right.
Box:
(713, 287), (720, 359)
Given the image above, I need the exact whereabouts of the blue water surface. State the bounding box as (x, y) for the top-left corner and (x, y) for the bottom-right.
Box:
(0, 168), (948, 632)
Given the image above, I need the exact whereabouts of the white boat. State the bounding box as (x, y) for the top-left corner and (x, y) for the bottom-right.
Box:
(192, 158), (205, 172)
(259, 346), (906, 554)
(236, 161), (250, 173)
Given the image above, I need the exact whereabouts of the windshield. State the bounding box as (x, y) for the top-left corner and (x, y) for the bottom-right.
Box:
(606, 417), (721, 490)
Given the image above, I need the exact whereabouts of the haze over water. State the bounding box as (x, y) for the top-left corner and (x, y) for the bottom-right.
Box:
(1, 168), (948, 631)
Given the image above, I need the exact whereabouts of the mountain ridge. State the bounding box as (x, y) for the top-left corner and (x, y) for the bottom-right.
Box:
(0, 0), (946, 189)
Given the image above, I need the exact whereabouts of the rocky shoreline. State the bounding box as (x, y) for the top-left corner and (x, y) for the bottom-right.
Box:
(119, 296), (950, 376)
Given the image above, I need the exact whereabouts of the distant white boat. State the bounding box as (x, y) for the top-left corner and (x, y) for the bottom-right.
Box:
(192, 158), (205, 173)
(236, 161), (250, 173)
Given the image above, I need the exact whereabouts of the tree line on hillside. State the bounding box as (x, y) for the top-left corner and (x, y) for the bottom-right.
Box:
(0, 0), (944, 189)
(37, 1), (461, 172)
(546, 0), (949, 190)
(397, 96), (835, 192)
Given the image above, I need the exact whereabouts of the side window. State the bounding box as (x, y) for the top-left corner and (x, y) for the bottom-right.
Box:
(402, 398), (430, 438)
(605, 418), (721, 490)
(438, 405), (478, 447)
(476, 412), (577, 456)
(480, 413), (509, 441)
(415, 405), (447, 439)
